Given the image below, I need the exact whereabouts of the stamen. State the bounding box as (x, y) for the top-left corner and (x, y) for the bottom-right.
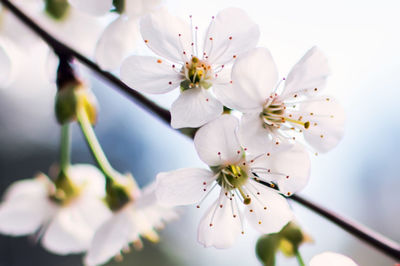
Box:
(238, 187), (251, 205)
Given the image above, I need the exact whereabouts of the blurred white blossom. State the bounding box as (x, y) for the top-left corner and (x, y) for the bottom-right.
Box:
(310, 252), (358, 266)
(85, 179), (177, 266)
(0, 164), (111, 254)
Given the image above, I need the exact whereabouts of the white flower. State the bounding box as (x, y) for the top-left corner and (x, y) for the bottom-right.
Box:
(85, 179), (177, 266)
(156, 115), (310, 248)
(310, 252), (358, 266)
(95, 0), (161, 70)
(120, 7), (260, 128)
(68, 0), (161, 70)
(217, 47), (345, 154)
(0, 164), (111, 254)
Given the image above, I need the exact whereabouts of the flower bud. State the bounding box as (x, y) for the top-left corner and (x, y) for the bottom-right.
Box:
(256, 222), (313, 265)
(45, 0), (70, 20)
(55, 82), (98, 125)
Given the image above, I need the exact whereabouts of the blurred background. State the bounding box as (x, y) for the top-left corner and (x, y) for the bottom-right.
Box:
(0, 0), (399, 265)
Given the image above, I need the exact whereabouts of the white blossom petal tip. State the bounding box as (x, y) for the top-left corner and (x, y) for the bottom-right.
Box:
(95, 17), (140, 71)
(120, 55), (182, 94)
(170, 88), (223, 129)
(68, 0), (113, 16)
(156, 168), (215, 206)
(310, 252), (358, 266)
(194, 114), (241, 166)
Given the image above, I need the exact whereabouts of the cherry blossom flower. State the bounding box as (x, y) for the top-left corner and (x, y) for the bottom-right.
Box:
(0, 164), (111, 254)
(217, 47), (345, 154)
(310, 252), (358, 266)
(156, 115), (310, 248)
(121, 7), (260, 128)
(85, 179), (177, 266)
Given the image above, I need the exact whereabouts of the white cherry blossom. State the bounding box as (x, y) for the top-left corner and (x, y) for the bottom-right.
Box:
(310, 252), (358, 266)
(217, 47), (345, 154)
(156, 115), (310, 248)
(85, 179), (177, 266)
(69, 0), (161, 70)
(121, 7), (260, 128)
(0, 164), (111, 255)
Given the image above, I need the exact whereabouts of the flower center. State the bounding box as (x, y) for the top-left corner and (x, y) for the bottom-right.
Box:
(180, 56), (212, 91)
(261, 96), (310, 129)
(215, 164), (252, 205)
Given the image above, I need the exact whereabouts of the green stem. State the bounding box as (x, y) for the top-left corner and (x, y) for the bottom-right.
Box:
(77, 107), (116, 180)
(295, 250), (305, 266)
(60, 123), (71, 173)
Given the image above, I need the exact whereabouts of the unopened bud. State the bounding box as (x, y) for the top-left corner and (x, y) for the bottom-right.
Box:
(55, 82), (98, 125)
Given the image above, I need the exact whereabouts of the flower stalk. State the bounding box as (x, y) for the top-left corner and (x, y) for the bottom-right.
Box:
(59, 123), (71, 174)
(77, 106), (116, 181)
(295, 250), (305, 266)
(1, 0), (399, 260)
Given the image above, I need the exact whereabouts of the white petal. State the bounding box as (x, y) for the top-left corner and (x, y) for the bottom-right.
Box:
(67, 164), (106, 197)
(42, 196), (111, 255)
(244, 180), (293, 234)
(170, 88), (223, 129)
(0, 37), (21, 87)
(3, 176), (50, 201)
(310, 252), (358, 266)
(85, 209), (137, 266)
(197, 190), (242, 248)
(120, 55), (182, 94)
(281, 46), (330, 99)
(124, 0), (160, 17)
(0, 178), (54, 235)
(216, 47), (278, 112)
(253, 143), (310, 195)
(156, 168), (215, 206)
(140, 8), (192, 63)
(68, 0), (113, 16)
(194, 114), (242, 166)
(136, 182), (178, 228)
(299, 97), (345, 153)
(203, 7), (260, 65)
(95, 17), (139, 71)
(239, 112), (275, 154)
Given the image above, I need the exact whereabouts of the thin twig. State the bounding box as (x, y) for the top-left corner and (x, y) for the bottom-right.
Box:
(1, 0), (399, 261)
(290, 194), (400, 260)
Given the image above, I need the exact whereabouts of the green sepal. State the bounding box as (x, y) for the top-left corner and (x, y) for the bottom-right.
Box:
(55, 83), (98, 125)
(105, 179), (132, 211)
(45, 0), (70, 20)
(112, 0), (124, 14)
(279, 222), (304, 256)
(223, 106), (232, 114)
(256, 234), (280, 266)
(50, 169), (80, 205)
(180, 80), (192, 92)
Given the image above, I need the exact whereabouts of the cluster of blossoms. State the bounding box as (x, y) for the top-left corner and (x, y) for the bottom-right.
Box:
(118, 6), (344, 248)
(0, 3), (352, 266)
(0, 164), (176, 265)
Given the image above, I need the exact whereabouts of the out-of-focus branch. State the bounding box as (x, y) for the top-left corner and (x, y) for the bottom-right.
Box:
(1, 0), (399, 261)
